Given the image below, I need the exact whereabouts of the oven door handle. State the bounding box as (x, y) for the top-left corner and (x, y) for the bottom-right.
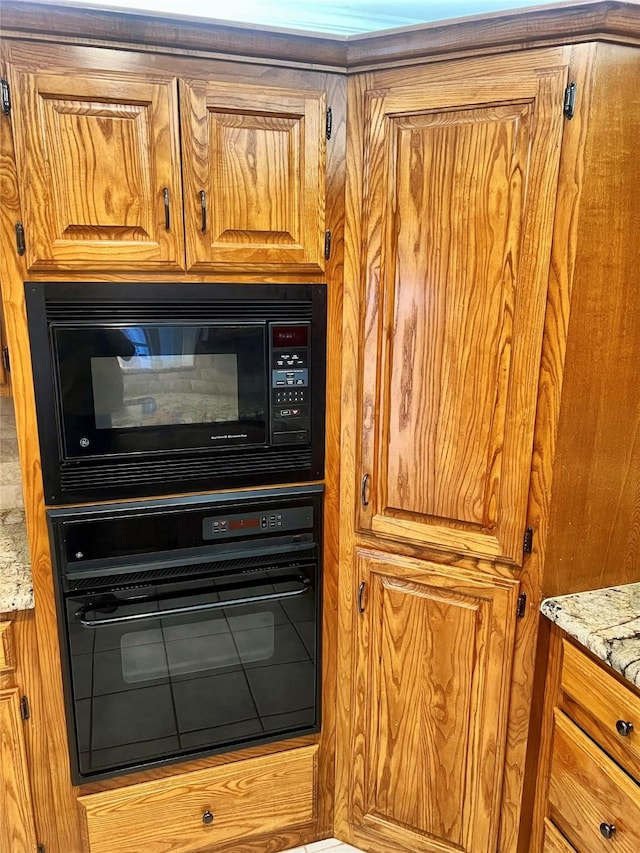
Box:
(74, 576), (312, 627)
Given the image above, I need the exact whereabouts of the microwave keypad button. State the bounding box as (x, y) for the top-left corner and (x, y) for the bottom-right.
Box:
(272, 429), (309, 445)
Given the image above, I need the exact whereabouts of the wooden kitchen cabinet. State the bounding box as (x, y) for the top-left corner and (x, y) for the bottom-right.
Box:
(347, 549), (519, 853)
(0, 294), (10, 395)
(0, 621), (38, 853)
(4, 44), (328, 274)
(356, 60), (567, 566)
(537, 632), (640, 853)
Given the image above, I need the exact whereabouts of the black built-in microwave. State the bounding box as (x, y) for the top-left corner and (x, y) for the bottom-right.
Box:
(25, 282), (326, 504)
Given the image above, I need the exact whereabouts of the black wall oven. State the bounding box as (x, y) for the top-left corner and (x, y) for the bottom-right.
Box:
(47, 486), (323, 784)
(26, 281), (326, 504)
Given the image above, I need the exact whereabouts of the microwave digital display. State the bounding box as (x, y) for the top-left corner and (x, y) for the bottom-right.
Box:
(272, 325), (308, 348)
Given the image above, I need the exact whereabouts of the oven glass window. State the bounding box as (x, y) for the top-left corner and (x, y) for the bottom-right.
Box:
(65, 567), (318, 779)
(53, 324), (267, 456)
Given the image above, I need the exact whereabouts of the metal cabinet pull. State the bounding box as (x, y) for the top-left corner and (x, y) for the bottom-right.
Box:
(199, 189), (207, 232)
(599, 823), (616, 840)
(202, 810), (214, 825)
(616, 719), (633, 736)
(361, 473), (370, 507)
(357, 581), (366, 614)
(163, 187), (170, 230)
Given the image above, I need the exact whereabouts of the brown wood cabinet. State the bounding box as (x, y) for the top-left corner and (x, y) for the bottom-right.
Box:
(0, 294), (10, 395)
(356, 63), (566, 567)
(536, 632), (640, 853)
(5, 44), (328, 274)
(0, 621), (38, 853)
(348, 550), (518, 853)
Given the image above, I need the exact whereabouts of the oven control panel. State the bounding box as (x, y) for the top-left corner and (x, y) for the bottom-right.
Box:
(269, 323), (311, 445)
(202, 506), (313, 540)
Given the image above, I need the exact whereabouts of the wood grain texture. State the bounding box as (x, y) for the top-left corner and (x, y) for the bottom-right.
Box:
(181, 78), (326, 272)
(357, 64), (566, 566)
(348, 549), (518, 853)
(0, 621), (16, 672)
(78, 745), (318, 853)
(542, 819), (578, 853)
(548, 709), (640, 853)
(7, 55), (186, 271)
(543, 42), (640, 597)
(0, 688), (38, 853)
(560, 639), (640, 782)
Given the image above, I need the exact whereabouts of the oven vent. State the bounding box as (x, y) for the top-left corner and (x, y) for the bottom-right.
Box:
(66, 551), (314, 591)
(59, 448), (314, 500)
(44, 299), (313, 324)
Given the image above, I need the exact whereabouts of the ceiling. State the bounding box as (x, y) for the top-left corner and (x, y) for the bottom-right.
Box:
(41, 0), (564, 35)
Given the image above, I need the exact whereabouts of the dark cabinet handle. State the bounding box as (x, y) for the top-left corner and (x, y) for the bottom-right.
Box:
(163, 187), (170, 230)
(361, 473), (370, 507)
(599, 823), (616, 839)
(357, 581), (366, 614)
(200, 190), (207, 232)
(616, 719), (634, 737)
(202, 810), (214, 825)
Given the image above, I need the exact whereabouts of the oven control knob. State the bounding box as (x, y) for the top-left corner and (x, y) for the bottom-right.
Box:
(202, 810), (214, 825)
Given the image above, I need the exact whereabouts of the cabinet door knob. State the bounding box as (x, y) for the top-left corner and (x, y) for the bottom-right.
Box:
(616, 719), (634, 736)
(202, 810), (214, 825)
(599, 823), (616, 839)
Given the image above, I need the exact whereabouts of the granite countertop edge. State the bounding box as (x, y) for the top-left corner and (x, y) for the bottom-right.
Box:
(0, 508), (35, 612)
(541, 582), (640, 690)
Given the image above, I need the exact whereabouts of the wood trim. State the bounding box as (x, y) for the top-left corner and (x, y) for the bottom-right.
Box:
(0, 621), (16, 672)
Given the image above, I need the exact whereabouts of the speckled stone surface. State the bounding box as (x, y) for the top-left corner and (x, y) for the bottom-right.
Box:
(0, 508), (34, 611)
(541, 584), (640, 689)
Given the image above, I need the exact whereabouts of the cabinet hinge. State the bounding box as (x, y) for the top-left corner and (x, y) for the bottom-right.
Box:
(15, 221), (25, 256)
(325, 107), (332, 140)
(324, 230), (332, 260)
(20, 695), (31, 721)
(523, 526), (534, 554)
(517, 593), (527, 619)
(1, 78), (10, 116)
(2, 346), (9, 373)
(563, 81), (576, 120)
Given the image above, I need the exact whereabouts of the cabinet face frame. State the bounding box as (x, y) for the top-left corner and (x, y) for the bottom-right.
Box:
(355, 68), (568, 566)
(180, 79), (326, 273)
(7, 64), (186, 271)
(348, 549), (519, 853)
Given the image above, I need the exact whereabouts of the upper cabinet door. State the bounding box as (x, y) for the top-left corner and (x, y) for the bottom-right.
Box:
(180, 79), (326, 273)
(8, 67), (185, 271)
(358, 68), (567, 565)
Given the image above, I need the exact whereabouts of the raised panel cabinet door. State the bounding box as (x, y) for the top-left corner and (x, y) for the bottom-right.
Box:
(180, 79), (326, 272)
(0, 688), (38, 853)
(357, 66), (567, 564)
(7, 67), (185, 271)
(349, 549), (519, 853)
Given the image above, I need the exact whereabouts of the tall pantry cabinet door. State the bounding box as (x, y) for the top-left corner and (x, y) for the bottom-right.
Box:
(180, 79), (326, 272)
(349, 550), (519, 853)
(7, 66), (185, 271)
(0, 689), (38, 853)
(358, 68), (567, 565)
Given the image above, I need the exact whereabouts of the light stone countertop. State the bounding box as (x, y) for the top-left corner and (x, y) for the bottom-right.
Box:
(541, 584), (640, 690)
(0, 508), (34, 612)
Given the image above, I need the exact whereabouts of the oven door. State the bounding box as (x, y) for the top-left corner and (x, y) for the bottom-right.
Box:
(52, 322), (268, 459)
(63, 564), (319, 782)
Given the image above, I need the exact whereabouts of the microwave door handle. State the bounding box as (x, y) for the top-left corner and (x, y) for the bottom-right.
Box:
(74, 575), (312, 628)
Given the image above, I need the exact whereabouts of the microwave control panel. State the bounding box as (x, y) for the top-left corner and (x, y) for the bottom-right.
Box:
(270, 323), (311, 445)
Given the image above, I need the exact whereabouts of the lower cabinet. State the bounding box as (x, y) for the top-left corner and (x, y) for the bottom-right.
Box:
(78, 744), (318, 853)
(346, 549), (519, 853)
(0, 622), (38, 853)
(540, 634), (640, 853)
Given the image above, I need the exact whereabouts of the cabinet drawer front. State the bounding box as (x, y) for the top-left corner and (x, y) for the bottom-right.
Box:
(561, 639), (640, 781)
(548, 711), (640, 853)
(78, 745), (317, 853)
(543, 820), (577, 853)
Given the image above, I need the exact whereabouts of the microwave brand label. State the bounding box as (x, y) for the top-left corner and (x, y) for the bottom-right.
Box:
(210, 433), (248, 440)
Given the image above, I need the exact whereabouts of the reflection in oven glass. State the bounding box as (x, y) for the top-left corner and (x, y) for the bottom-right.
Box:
(67, 569), (317, 777)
